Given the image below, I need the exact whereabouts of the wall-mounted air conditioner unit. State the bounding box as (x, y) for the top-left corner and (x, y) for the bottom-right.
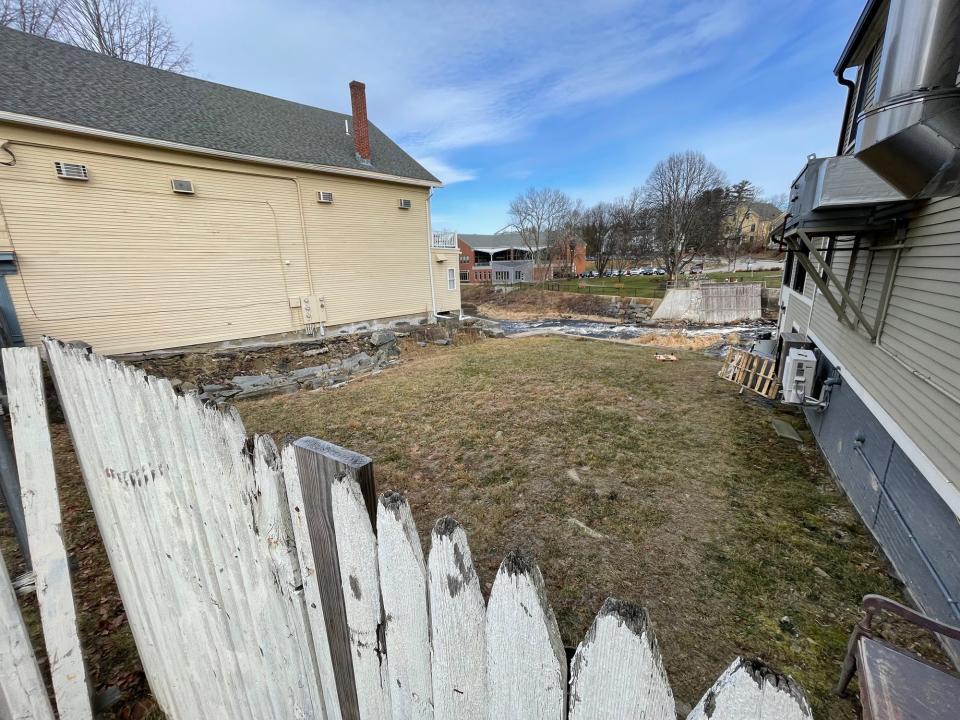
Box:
(782, 348), (818, 404)
(318, 191), (334, 204)
(54, 162), (89, 180)
(171, 179), (195, 194)
(398, 198), (412, 210)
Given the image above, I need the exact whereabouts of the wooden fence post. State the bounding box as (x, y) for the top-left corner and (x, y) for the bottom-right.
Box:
(567, 598), (675, 720)
(292, 437), (378, 720)
(0, 545), (55, 720)
(687, 658), (813, 720)
(377, 492), (433, 720)
(2, 347), (93, 719)
(282, 443), (344, 720)
(428, 517), (488, 720)
(485, 549), (566, 720)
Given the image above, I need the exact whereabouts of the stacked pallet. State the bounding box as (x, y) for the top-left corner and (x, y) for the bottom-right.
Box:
(719, 348), (780, 399)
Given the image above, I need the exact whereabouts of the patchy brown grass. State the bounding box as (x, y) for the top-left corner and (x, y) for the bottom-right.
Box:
(239, 336), (943, 717)
(628, 331), (741, 352)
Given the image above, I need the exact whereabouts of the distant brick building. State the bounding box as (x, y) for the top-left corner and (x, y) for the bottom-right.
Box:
(457, 233), (587, 283)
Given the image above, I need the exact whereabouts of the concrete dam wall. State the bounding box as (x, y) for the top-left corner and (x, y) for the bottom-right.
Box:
(652, 282), (762, 324)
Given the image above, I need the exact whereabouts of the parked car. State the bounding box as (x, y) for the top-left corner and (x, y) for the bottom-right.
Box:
(628, 268), (642, 276)
(690, 264), (704, 274)
(640, 267), (654, 275)
(654, 268), (666, 275)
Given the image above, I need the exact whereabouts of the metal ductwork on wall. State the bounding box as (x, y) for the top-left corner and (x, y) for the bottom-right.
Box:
(855, 0), (960, 198)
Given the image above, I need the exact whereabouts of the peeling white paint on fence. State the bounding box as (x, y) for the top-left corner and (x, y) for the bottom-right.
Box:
(428, 517), (488, 720)
(332, 477), (391, 720)
(376, 493), (433, 720)
(486, 550), (566, 720)
(0, 546), (56, 720)
(282, 443), (343, 720)
(3, 347), (94, 720)
(15, 342), (819, 720)
(686, 657), (813, 720)
(568, 598), (675, 720)
(43, 339), (328, 720)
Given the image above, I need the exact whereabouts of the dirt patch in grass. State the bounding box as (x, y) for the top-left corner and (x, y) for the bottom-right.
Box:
(461, 284), (657, 323)
(240, 336), (944, 716)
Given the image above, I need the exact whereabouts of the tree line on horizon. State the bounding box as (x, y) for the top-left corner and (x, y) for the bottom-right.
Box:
(503, 151), (787, 280)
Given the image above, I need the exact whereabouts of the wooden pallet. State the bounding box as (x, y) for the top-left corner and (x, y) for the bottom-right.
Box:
(719, 348), (780, 399)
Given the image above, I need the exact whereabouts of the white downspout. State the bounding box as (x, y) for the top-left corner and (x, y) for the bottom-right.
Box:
(425, 188), (439, 321)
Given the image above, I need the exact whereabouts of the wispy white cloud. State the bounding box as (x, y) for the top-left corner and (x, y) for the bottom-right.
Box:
(165, 0), (754, 183)
(414, 155), (476, 184)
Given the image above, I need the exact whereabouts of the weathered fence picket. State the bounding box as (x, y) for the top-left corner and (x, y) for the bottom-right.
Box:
(568, 599), (676, 720)
(0, 546), (55, 720)
(0, 340), (818, 720)
(42, 339), (328, 720)
(486, 550), (567, 720)
(687, 658), (813, 720)
(332, 476), (391, 720)
(428, 517), (489, 720)
(2, 347), (94, 719)
(376, 492), (433, 720)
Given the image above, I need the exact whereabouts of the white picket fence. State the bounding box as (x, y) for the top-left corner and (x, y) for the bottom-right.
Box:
(0, 340), (815, 720)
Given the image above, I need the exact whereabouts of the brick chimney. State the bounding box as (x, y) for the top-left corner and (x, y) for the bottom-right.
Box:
(349, 80), (371, 164)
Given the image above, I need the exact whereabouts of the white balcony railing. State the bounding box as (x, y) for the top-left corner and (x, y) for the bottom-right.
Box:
(431, 231), (458, 249)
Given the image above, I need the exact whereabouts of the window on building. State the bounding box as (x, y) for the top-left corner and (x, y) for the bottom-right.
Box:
(514, 270), (523, 281)
(783, 250), (794, 287)
(494, 270), (509, 281)
(750, 223), (756, 232)
(792, 246), (808, 293)
(821, 238), (836, 282)
(447, 267), (456, 290)
(460, 271), (468, 282)
(460, 255), (470, 264)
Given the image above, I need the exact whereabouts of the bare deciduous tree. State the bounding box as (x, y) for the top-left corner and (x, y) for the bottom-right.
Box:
(720, 179), (758, 271)
(59, 0), (191, 71)
(642, 151), (727, 279)
(764, 192), (789, 212)
(608, 189), (647, 275)
(3, 0), (191, 72)
(576, 202), (614, 276)
(1, 0), (62, 36)
(506, 187), (574, 284)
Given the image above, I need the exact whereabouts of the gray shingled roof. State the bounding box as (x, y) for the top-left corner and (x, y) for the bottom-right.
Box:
(0, 27), (438, 184)
(750, 202), (783, 220)
(458, 233), (524, 250)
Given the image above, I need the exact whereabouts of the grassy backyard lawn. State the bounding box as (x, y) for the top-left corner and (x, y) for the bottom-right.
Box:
(239, 336), (931, 718)
(1, 335), (938, 718)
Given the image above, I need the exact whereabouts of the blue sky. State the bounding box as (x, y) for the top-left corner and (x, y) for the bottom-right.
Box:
(160, 0), (865, 232)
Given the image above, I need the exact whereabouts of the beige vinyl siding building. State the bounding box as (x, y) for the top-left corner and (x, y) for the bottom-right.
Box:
(0, 27), (459, 355)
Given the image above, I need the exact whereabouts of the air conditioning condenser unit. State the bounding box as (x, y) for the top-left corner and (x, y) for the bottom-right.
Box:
(782, 348), (818, 405)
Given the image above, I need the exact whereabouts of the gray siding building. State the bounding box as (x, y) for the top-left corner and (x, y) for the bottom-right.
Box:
(777, 0), (960, 660)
